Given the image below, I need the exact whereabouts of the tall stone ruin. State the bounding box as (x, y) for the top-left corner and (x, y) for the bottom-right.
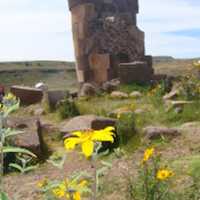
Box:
(68, 0), (154, 85)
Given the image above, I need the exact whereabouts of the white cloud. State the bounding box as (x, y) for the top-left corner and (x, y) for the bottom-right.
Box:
(0, 0), (200, 61)
(138, 0), (200, 58)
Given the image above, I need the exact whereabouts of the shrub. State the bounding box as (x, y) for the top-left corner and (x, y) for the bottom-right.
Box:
(127, 148), (175, 200)
(179, 76), (200, 100)
(56, 98), (79, 119)
(116, 112), (136, 145)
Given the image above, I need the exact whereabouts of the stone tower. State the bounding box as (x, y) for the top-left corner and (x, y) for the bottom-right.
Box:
(68, 0), (154, 85)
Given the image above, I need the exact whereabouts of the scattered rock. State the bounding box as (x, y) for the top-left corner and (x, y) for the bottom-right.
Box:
(109, 107), (134, 118)
(129, 91), (142, 98)
(60, 115), (117, 136)
(102, 79), (120, 93)
(163, 89), (179, 101)
(7, 117), (45, 159)
(10, 85), (43, 105)
(143, 126), (181, 140)
(165, 100), (193, 111)
(110, 91), (129, 99)
(48, 90), (69, 109)
(79, 83), (97, 97)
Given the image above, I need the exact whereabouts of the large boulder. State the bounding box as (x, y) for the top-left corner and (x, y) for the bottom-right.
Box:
(7, 117), (45, 159)
(59, 115), (117, 135)
(143, 126), (181, 140)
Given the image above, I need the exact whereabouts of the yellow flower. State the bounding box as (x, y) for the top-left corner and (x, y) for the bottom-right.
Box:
(4, 93), (16, 101)
(37, 178), (48, 188)
(52, 182), (66, 198)
(64, 126), (115, 158)
(73, 192), (81, 200)
(117, 113), (121, 119)
(156, 169), (174, 181)
(142, 147), (154, 163)
(52, 178), (88, 200)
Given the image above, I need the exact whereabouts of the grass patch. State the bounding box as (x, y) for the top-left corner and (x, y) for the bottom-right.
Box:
(119, 83), (151, 94)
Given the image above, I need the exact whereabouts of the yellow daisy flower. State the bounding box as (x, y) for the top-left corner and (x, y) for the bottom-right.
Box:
(142, 147), (154, 163)
(64, 126), (115, 158)
(52, 182), (66, 198)
(37, 178), (48, 188)
(156, 169), (174, 181)
(4, 93), (16, 101)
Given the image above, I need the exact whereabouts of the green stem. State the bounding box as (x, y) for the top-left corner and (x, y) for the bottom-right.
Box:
(144, 164), (149, 200)
(91, 158), (97, 200)
(0, 116), (4, 195)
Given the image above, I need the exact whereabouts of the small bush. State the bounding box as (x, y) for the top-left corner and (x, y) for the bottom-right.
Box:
(116, 112), (136, 145)
(56, 98), (79, 119)
(179, 76), (200, 100)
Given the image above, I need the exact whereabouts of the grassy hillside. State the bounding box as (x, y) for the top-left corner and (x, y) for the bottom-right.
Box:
(0, 57), (198, 91)
(0, 61), (77, 91)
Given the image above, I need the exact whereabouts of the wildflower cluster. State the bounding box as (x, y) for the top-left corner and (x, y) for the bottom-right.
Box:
(38, 176), (89, 200)
(0, 93), (19, 117)
(129, 147), (175, 200)
(142, 147), (174, 181)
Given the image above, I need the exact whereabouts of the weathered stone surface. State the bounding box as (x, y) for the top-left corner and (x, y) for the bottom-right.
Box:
(47, 90), (69, 109)
(129, 91), (142, 98)
(89, 53), (110, 84)
(143, 126), (181, 140)
(110, 91), (129, 99)
(60, 115), (116, 135)
(68, 0), (153, 84)
(102, 79), (120, 93)
(119, 61), (154, 84)
(7, 117), (45, 159)
(10, 86), (43, 105)
(79, 83), (97, 97)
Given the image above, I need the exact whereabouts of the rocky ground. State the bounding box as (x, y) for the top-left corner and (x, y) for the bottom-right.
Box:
(3, 59), (200, 200)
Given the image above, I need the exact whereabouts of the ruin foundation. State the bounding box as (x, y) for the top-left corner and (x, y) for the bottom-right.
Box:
(68, 0), (154, 85)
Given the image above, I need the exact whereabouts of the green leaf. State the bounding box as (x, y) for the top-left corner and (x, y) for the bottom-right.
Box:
(4, 129), (23, 139)
(23, 165), (39, 173)
(2, 146), (36, 158)
(101, 160), (112, 168)
(0, 192), (9, 200)
(9, 163), (23, 173)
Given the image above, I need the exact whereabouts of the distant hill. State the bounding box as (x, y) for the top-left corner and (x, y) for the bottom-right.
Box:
(153, 56), (175, 63)
(0, 61), (75, 72)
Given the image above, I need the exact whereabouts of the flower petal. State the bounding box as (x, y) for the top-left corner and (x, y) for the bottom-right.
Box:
(103, 126), (115, 132)
(81, 140), (94, 157)
(64, 138), (81, 150)
(73, 192), (81, 200)
(92, 131), (114, 143)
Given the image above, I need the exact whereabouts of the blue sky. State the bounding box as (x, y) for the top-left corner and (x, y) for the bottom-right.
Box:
(0, 0), (200, 61)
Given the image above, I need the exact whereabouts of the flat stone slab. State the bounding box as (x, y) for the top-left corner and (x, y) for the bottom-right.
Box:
(7, 117), (45, 159)
(59, 115), (117, 135)
(143, 126), (181, 140)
